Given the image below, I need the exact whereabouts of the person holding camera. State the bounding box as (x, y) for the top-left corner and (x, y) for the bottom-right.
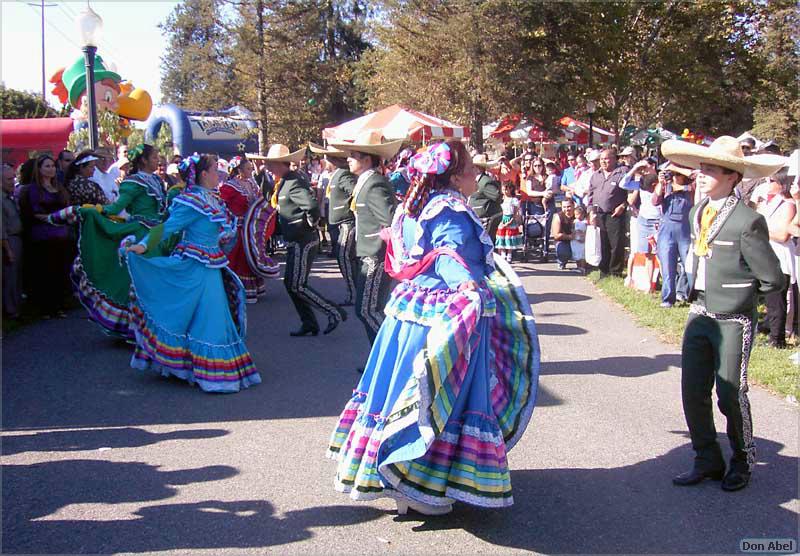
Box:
(652, 163), (695, 307)
(621, 157), (662, 254)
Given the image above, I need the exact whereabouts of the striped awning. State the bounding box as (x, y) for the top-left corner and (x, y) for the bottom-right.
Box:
(322, 104), (469, 143)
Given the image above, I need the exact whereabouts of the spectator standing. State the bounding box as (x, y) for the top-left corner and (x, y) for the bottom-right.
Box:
(587, 149), (629, 275)
(652, 163), (695, 307)
(65, 151), (108, 206)
(107, 144), (129, 183)
(623, 158), (662, 253)
(2, 163), (23, 318)
(755, 168), (796, 348)
(22, 155), (73, 318)
(619, 146), (639, 169)
(572, 150), (600, 206)
(92, 147), (120, 203)
(55, 150), (74, 186)
(560, 152), (578, 199)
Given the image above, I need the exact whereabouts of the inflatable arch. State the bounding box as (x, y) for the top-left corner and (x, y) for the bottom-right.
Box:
(145, 104), (258, 157)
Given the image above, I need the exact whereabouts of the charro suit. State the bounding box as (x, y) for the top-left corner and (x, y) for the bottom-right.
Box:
(276, 171), (343, 331)
(682, 194), (785, 474)
(468, 172), (503, 239)
(328, 168), (358, 305)
(353, 170), (397, 344)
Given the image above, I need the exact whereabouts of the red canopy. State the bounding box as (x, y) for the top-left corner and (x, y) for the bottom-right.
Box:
(323, 104), (469, 143)
(0, 118), (74, 167)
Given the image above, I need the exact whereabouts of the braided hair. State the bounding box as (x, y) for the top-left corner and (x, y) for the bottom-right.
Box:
(402, 140), (468, 219)
(178, 153), (214, 186)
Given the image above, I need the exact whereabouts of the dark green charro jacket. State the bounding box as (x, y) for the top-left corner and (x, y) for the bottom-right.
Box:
(328, 168), (357, 226)
(689, 195), (785, 314)
(353, 171), (397, 258)
(276, 171), (320, 243)
(468, 172), (502, 219)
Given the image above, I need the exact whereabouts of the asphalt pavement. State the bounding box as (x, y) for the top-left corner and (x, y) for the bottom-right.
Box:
(2, 256), (797, 555)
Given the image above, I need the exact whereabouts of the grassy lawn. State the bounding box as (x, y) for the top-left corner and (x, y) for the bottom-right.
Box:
(587, 271), (800, 401)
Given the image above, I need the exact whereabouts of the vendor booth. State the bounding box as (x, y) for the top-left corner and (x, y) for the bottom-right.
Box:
(322, 104), (469, 143)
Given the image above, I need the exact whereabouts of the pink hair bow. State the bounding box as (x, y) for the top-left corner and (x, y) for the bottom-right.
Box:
(411, 142), (451, 176)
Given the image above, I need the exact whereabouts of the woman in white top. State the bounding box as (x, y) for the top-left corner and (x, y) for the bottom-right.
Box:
(756, 168), (796, 348)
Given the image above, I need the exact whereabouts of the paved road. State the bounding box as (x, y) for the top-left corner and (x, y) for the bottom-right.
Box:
(2, 258), (797, 555)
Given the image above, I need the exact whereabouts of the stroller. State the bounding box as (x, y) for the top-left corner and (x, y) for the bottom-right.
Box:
(521, 211), (550, 262)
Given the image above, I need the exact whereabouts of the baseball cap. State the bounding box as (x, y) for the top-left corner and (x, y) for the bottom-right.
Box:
(620, 146), (636, 156)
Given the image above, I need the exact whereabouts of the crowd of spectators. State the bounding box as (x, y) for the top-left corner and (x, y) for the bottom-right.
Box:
(4, 138), (797, 351)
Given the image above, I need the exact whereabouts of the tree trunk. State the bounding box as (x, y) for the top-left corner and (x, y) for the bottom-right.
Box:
(256, 0), (269, 153)
(470, 99), (484, 153)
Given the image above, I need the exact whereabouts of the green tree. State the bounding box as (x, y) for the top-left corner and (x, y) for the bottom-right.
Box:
(160, 0), (240, 110)
(0, 86), (58, 119)
(751, 0), (800, 151)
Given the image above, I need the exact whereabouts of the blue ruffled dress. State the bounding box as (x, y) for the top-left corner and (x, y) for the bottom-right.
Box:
(125, 186), (261, 393)
(328, 190), (539, 508)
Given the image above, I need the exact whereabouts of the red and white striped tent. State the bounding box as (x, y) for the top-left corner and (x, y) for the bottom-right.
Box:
(322, 104), (469, 143)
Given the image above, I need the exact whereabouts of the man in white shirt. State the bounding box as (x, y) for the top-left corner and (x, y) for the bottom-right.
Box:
(92, 147), (120, 203)
(107, 144), (129, 183)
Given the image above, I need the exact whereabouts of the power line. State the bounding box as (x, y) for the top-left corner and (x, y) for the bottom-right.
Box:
(26, 0), (57, 99)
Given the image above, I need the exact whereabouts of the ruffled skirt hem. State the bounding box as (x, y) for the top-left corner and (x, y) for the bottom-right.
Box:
(129, 303), (260, 393)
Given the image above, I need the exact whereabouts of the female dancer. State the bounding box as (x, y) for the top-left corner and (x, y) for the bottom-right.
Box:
(219, 155), (267, 303)
(328, 140), (540, 515)
(124, 154), (261, 393)
(47, 144), (167, 338)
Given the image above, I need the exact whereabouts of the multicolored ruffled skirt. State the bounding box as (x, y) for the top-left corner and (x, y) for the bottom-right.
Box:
(126, 252), (261, 393)
(495, 216), (523, 250)
(327, 256), (539, 507)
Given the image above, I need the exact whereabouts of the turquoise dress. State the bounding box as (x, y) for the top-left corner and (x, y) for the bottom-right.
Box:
(125, 186), (261, 393)
(328, 190), (539, 508)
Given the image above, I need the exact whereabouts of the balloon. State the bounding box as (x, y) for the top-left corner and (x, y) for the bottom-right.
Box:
(307, 98), (317, 107)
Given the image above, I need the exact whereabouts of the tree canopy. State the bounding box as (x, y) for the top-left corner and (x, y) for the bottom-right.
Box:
(159, 0), (799, 151)
(0, 86), (59, 119)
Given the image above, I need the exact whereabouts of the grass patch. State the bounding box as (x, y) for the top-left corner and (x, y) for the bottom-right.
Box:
(587, 271), (799, 401)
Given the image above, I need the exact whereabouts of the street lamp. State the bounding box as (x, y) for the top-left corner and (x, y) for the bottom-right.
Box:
(586, 99), (597, 149)
(76, 5), (103, 150)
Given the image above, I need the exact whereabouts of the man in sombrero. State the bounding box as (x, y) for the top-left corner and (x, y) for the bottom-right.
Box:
(265, 144), (346, 337)
(328, 131), (403, 348)
(468, 153), (503, 240)
(662, 136), (785, 492)
(309, 142), (358, 306)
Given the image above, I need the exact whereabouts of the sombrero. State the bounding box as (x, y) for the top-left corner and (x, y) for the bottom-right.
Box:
(661, 136), (786, 179)
(308, 142), (347, 158)
(472, 153), (498, 169)
(262, 144), (306, 164)
(327, 130), (404, 160)
(665, 163), (693, 178)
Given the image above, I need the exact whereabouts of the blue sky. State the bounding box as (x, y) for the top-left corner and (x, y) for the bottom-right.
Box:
(2, 1), (180, 108)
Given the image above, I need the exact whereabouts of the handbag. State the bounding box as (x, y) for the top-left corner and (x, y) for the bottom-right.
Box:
(585, 224), (602, 267)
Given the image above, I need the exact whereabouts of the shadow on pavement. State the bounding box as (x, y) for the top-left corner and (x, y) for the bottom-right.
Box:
(543, 353), (681, 377)
(528, 292), (592, 304)
(3, 458), (382, 554)
(2, 427), (229, 456)
(536, 322), (588, 336)
(403, 436), (798, 554)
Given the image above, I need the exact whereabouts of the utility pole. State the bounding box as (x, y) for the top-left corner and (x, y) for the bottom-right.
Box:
(28, 0), (57, 101)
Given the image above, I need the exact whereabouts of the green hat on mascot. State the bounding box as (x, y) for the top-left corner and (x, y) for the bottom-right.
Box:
(61, 54), (121, 108)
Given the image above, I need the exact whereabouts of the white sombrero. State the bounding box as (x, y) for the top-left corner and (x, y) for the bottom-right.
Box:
(308, 142), (348, 158)
(472, 153), (499, 169)
(327, 130), (404, 160)
(661, 136), (786, 179)
(262, 144), (306, 163)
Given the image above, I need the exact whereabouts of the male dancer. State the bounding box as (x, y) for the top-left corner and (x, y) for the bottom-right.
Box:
(663, 136), (785, 491)
(310, 143), (357, 306)
(266, 144), (345, 336)
(329, 131), (402, 345)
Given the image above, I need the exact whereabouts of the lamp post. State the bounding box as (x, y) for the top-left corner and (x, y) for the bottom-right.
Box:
(586, 99), (597, 150)
(76, 5), (103, 150)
